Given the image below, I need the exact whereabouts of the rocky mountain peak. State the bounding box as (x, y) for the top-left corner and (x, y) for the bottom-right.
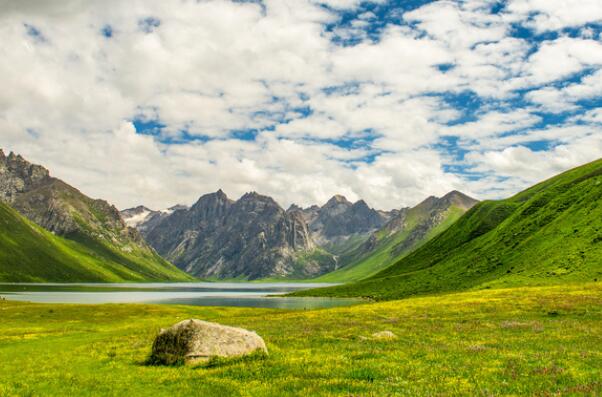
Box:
(415, 195), (440, 211)
(239, 191), (279, 203)
(325, 194), (351, 207)
(287, 203), (303, 212)
(351, 199), (370, 210)
(192, 190), (233, 209)
(0, 151), (159, 255)
(121, 205), (156, 228)
(233, 192), (283, 218)
(238, 191), (280, 206)
(0, 149), (51, 204)
(309, 195), (387, 241)
(440, 190), (478, 210)
(129, 205), (154, 214)
(215, 188), (227, 199)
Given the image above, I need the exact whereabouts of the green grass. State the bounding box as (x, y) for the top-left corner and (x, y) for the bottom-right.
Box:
(298, 158), (602, 300)
(0, 202), (193, 282)
(0, 283), (600, 396)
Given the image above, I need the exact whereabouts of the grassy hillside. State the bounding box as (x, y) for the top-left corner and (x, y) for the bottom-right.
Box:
(315, 205), (466, 282)
(0, 283), (600, 396)
(297, 158), (602, 299)
(0, 202), (193, 282)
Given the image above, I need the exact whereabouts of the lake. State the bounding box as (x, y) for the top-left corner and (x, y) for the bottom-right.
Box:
(0, 282), (361, 309)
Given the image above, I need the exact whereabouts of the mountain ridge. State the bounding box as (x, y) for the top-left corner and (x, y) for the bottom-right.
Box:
(0, 149), (193, 282)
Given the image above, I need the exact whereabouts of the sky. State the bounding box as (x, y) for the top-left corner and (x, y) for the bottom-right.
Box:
(1, 0), (602, 211)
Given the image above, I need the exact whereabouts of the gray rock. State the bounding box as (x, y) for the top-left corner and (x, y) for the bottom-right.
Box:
(150, 319), (267, 365)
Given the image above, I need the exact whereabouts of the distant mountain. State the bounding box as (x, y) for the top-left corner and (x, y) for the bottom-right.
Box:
(315, 190), (478, 282)
(0, 149), (192, 282)
(133, 188), (475, 281)
(305, 195), (390, 245)
(297, 158), (602, 299)
(121, 204), (188, 233)
(121, 205), (156, 227)
(140, 190), (335, 279)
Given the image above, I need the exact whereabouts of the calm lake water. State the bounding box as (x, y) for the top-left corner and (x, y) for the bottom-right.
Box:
(0, 282), (361, 309)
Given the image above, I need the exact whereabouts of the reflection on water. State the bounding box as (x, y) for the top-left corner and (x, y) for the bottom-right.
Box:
(0, 282), (361, 309)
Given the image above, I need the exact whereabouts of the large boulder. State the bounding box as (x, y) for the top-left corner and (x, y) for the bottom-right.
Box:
(149, 319), (267, 365)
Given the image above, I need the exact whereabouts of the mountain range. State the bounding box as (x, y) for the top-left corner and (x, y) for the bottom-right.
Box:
(123, 187), (477, 280)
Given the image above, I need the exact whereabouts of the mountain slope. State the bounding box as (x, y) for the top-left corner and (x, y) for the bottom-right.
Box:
(0, 150), (192, 282)
(296, 158), (602, 299)
(0, 202), (190, 282)
(315, 191), (477, 282)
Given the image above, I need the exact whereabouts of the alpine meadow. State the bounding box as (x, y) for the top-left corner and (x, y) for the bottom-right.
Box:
(1, 0), (601, 396)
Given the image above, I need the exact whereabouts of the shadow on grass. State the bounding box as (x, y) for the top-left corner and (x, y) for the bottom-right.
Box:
(142, 350), (269, 369)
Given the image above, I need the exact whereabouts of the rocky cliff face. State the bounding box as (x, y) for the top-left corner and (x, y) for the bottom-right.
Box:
(308, 195), (389, 244)
(142, 191), (330, 279)
(0, 150), (50, 203)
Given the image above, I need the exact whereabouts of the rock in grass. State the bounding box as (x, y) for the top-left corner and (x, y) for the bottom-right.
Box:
(371, 330), (397, 340)
(149, 319), (267, 365)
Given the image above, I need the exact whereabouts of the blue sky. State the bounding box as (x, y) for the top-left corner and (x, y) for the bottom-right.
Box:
(2, 0), (602, 210)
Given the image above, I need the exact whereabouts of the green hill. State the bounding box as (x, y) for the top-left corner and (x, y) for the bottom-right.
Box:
(296, 158), (602, 299)
(314, 191), (477, 282)
(0, 201), (192, 282)
(0, 150), (193, 282)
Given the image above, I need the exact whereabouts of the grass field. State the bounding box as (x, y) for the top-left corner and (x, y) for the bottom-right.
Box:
(1, 283), (600, 396)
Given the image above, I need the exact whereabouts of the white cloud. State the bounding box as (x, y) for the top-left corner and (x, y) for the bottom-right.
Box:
(1, 0), (601, 212)
(506, 0), (602, 32)
(465, 131), (602, 191)
(404, 0), (508, 49)
(518, 37), (602, 87)
(445, 109), (541, 139)
(526, 69), (602, 112)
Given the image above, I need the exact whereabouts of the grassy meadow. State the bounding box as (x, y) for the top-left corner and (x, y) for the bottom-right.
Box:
(1, 283), (600, 396)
